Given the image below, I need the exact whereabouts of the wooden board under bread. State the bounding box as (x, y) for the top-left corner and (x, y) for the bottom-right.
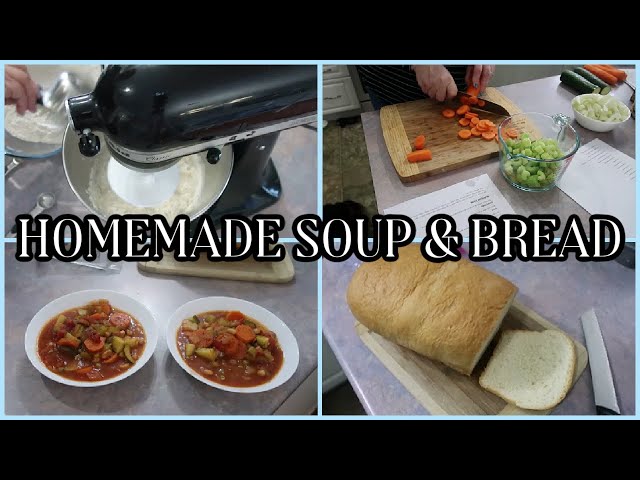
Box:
(355, 300), (587, 415)
(380, 87), (523, 183)
(137, 251), (294, 283)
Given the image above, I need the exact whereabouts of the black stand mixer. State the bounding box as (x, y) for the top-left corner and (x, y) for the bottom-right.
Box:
(65, 65), (317, 223)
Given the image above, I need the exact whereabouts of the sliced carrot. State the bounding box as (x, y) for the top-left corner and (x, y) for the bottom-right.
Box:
(87, 312), (107, 324)
(414, 135), (426, 150)
(442, 109), (456, 118)
(103, 353), (119, 364)
(458, 129), (472, 140)
(458, 118), (470, 127)
(407, 150), (433, 162)
(583, 65), (618, 86)
(467, 86), (480, 97)
(477, 99), (486, 107)
(84, 336), (105, 353)
(456, 105), (470, 115)
(57, 337), (80, 348)
(467, 96), (478, 105)
(226, 311), (245, 322)
(235, 324), (257, 344)
(470, 127), (482, 137)
(494, 135), (500, 143)
(597, 65), (627, 82)
(459, 96), (469, 105)
(76, 366), (93, 374)
(477, 120), (492, 131)
(505, 128), (519, 139)
(482, 132), (495, 141)
(464, 112), (478, 119)
(470, 117), (479, 126)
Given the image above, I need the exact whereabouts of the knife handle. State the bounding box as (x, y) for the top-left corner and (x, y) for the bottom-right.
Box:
(596, 406), (620, 415)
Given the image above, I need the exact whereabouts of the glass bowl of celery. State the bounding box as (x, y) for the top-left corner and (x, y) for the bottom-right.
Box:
(498, 112), (580, 192)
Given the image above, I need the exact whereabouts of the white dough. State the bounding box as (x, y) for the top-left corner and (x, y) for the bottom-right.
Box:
(88, 154), (206, 221)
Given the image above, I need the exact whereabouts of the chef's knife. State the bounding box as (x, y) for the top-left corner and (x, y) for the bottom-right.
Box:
(455, 92), (510, 117)
(580, 309), (620, 415)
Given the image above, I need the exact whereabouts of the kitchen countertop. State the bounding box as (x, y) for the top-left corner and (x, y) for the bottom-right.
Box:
(322, 253), (635, 415)
(361, 71), (636, 234)
(4, 125), (317, 238)
(5, 244), (317, 415)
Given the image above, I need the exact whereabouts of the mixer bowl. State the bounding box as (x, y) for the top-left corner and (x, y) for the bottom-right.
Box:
(62, 126), (234, 221)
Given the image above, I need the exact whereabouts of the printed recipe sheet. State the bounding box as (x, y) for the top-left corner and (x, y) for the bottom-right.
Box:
(558, 139), (636, 236)
(384, 174), (515, 236)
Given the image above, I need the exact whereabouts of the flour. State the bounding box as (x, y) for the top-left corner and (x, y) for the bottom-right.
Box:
(5, 105), (67, 145)
(88, 154), (206, 221)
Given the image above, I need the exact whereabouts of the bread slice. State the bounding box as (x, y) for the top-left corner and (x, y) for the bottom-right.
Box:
(346, 244), (518, 375)
(479, 330), (576, 410)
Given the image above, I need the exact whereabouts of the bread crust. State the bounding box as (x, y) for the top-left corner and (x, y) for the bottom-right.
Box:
(479, 329), (577, 410)
(346, 244), (518, 375)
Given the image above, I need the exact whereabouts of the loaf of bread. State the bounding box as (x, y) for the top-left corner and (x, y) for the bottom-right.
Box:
(346, 244), (518, 375)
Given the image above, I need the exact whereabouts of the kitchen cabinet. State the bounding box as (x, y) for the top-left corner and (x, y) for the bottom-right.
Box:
(323, 65), (360, 119)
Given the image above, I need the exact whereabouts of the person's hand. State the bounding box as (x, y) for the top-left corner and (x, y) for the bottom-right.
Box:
(465, 65), (495, 93)
(5, 65), (39, 115)
(412, 65), (458, 102)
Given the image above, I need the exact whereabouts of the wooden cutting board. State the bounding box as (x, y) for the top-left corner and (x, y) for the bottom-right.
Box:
(138, 251), (295, 283)
(356, 300), (587, 415)
(380, 87), (522, 183)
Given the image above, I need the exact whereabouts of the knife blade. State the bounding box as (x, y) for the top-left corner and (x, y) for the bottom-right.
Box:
(455, 92), (510, 117)
(580, 309), (620, 415)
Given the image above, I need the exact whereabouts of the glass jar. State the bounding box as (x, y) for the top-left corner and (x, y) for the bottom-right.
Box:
(498, 112), (580, 192)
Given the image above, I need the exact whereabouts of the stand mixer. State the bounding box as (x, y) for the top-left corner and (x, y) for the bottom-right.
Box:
(63, 65), (317, 222)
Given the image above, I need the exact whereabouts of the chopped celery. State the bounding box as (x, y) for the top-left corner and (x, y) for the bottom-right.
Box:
(112, 336), (125, 354)
(123, 344), (135, 363)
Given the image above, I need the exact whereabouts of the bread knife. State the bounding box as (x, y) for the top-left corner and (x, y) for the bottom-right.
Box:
(580, 309), (620, 415)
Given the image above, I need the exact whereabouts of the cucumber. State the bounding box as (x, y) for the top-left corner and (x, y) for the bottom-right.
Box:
(573, 67), (611, 95)
(560, 70), (600, 94)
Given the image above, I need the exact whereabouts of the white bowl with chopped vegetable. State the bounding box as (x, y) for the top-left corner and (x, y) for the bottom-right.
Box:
(25, 290), (158, 387)
(166, 296), (300, 393)
(571, 94), (631, 132)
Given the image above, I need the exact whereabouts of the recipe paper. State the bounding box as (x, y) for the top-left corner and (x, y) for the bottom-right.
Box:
(384, 174), (515, 236)
(557, 139), (636, 236)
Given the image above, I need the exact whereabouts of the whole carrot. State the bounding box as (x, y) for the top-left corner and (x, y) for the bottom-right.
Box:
(597, 65), (627, 82)
(583, 65), (618, 86)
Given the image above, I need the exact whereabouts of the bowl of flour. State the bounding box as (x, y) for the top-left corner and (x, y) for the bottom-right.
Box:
(5, 65), (101, 158)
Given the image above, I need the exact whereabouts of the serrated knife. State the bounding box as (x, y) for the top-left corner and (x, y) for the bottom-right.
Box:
(580, 309), (620, 415)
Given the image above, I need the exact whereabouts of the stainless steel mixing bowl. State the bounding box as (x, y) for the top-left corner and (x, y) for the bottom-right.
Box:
(62, 126), (234, 221)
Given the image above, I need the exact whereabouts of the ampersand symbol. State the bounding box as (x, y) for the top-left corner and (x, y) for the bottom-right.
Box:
(421, 215), (462, 262)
